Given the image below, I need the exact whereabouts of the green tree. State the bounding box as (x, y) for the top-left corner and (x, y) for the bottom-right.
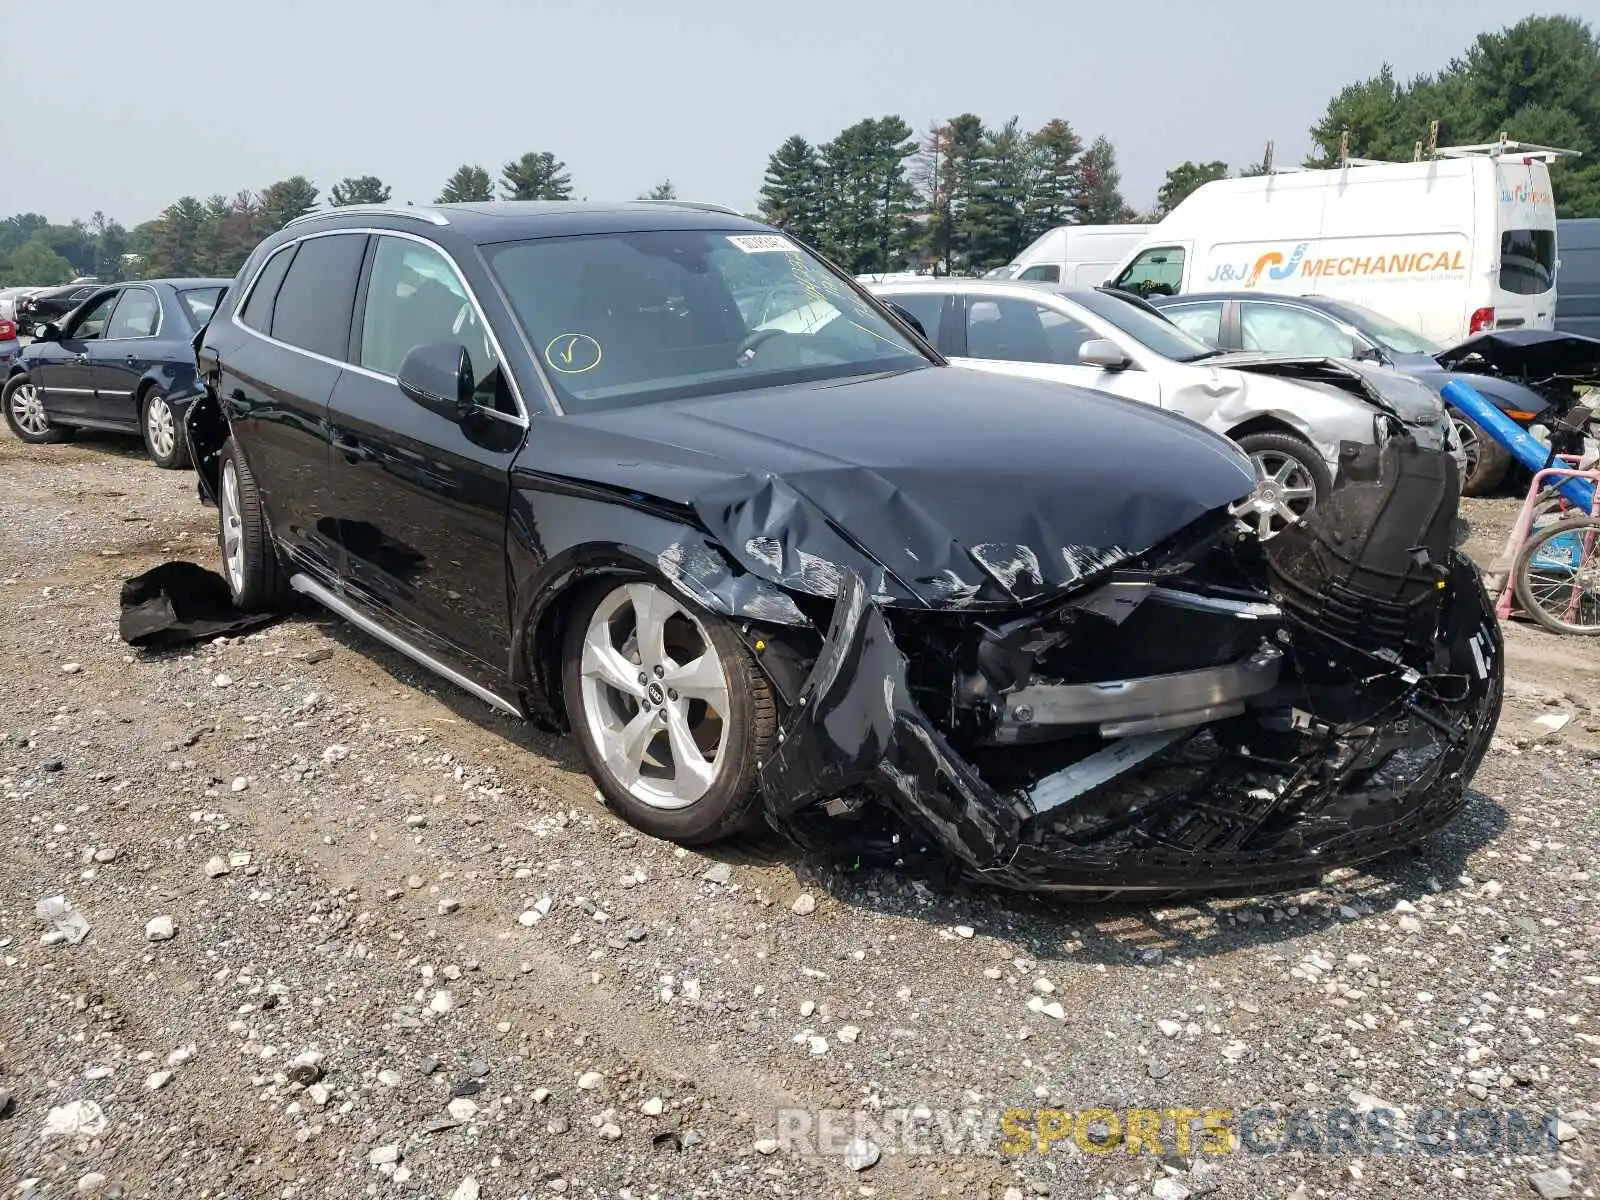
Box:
(501, 151), (573, 200)
(816, 117), (918, 273)
(758, 135), (825, 247)
(89, 211), (129, 282)
(962, 117), (1033, 269)
(0, 214), (50, 255)
(1155, 160), (1230, 216)
(437, 164), (494, 203)
(1073, 136), (1132, 224)
(144, 197), (206, 277)
(639, 179), (678, 200)
(329, 175), (393, 206)
(1023, 118), (1085, 237)
(258, 176), (319, 232)
(0, 237), (74, 285)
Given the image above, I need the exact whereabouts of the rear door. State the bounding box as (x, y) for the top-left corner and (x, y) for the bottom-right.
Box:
(1493, 160), (1558, 331)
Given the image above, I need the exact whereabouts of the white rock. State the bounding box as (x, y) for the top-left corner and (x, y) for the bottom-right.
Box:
(230, 776), (249, 793)
(145, 1069), (172, 1091)
(204, 856), (230, 878)
(641, 1096), (664, 1116)
(321, 744), (349, 763)
(211, 672), (232, 688)
(843, 1137), (881, 1171)
(953, 925), (975, 938)
(77, 1173), (107, 1194)
(438, 897), (460, 915)
(598, 1121), (621, 1140)
(144, 916), (175, 942)
(368, 1144), (400, 1166)
(378, 1069), (402, 1088)
(1152, 1180), (1191, 1200)
(451, 1179), (480, 1200)
(577, 1070), (603, 1090)
(61, 662), (82, 674)
(41, 1100), (106, 1139)
(1532, 712), (1572, 735)
(800, 999), (816, 1017)
(837, 1025), (861, 1044)
(428, 990), (454, 1014)
(807, 1036), (829, 1056)
(167, 1044), (197, 1066)
(447, 1097), (478, 1121)
(1221, 1041), (1249, 1061)
(228, 851), (252, 868)
(791, 892), (817, 915)
(753, 1137), (779, 1155)
(1032, 978), (1055, 995)
(1398, 915), (1422, 934)
(1158, 1019), (1182, 1038)
(307, 1083), (331, 1106)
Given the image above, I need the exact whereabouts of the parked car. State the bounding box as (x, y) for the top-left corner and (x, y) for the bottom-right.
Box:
(1556, 218), (1600, 340)
(16, 282), (103, 334)
(1108, 139), (1566, 344)
(1147, 291), (1599, 495)
(0, 317), (19, 368)
(0, 285), (46, 324)
(2, 278), (230, 467)
(176, 200), (1499, 893)
(1004, 223), (1152, 287)
(860, 278), (1458, 533)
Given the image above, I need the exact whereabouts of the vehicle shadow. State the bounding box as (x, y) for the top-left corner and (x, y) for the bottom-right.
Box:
(290, 611), (1513, 963)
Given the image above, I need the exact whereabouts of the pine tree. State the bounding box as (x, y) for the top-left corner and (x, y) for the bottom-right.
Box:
(1072, 136), (1132, 224)
(257, 176), (319, 233)
(639, 180), (678, 200)
(1024, 119), (1084, 236)
(500, 152), (573, 200)
(758, 136), (824, 246)
(437, 165), (494, 203)
(329, 176), (393, 206)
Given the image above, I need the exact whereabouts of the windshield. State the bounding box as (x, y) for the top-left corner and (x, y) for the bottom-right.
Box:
(1072, 288), (1217, 362)
(178, 287), (225, 329)
(484, 230), (931, 412)
(1323, 300), (1443, 355)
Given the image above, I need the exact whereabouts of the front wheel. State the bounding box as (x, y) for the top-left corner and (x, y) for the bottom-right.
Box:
(1513, 516), (1600, 635)
(561, 578), (777, 844)
(1452, 413), (1511, 497)
(3, 374), (71, 444)
(141, 389), (190, 469)
(1233, 431), (1332, 539)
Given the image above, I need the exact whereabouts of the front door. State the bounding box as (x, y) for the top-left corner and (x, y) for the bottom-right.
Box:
(87, 285), (165, 426)
(327, 233), (525, 678)
(35, 289), (119, 422)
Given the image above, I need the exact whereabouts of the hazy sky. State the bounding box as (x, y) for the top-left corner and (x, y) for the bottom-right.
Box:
(0, 0), (1556, 227)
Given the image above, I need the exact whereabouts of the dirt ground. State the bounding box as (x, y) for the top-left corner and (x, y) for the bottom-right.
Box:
(2, 428), (1597, 1200)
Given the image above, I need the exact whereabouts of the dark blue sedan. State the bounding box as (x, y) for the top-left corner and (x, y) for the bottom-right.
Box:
(3, 278), (229, 468)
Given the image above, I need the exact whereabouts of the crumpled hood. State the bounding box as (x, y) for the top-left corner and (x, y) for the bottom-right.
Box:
(1208, 351), (1446, 427)
(535, 366), (1255, 608)
(1434, 329), (1600, 377)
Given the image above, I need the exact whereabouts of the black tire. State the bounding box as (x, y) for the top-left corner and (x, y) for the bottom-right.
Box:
(561, 577), (778, 845)
(218, 437), (288, 612)
(140, 388), (190, 469)
(3, 374), (71, 444)
(1453, 413), (1511, 497)
(1232, 430), (1332, 533)
(1512, 516), (1600, 636)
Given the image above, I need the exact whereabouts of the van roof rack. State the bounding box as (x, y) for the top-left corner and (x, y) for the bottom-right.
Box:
(631, 199), (743, 216)
(285, 204), (450, 228)
(1430, 137), (1581, 163)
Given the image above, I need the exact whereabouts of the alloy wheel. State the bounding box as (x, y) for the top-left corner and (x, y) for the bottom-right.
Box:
(1243, 450), (1318, 539)
(9, 381), (48, 436)
(220, 459), (245, 596)
(577, 582), (731, 810)
(1451, 415), (1480, 477)
(145, 392), (176, 460)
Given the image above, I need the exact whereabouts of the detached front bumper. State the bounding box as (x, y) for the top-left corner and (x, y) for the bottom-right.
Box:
(757, 437), (1503, 894)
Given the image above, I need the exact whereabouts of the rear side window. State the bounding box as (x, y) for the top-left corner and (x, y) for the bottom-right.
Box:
(1164, 301), (1223, 346)
(239, 246), (296, 333)
(270, 234), (367, 359)
(1500, 229), (1555, 296)
(965, 297), (1095, 364)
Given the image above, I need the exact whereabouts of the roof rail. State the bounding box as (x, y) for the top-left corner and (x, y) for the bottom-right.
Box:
(1431, 137), (1581, 162)
(631, 199), (743, 217)
(284, 204), (450, 229)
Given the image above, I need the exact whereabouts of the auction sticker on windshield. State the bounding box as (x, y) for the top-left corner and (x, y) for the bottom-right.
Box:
(727, 235), (797, 254)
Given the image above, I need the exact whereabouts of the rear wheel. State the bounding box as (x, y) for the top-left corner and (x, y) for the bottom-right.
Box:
(217, 438), (288, 611)
(1233, 431), (1331, 539)
(3, 374), (71, 444)
(562, 578), (777, 844)
(1452, 413), (1511, 496)
(1513, 516), (1600, 636)
(140, 388), (189, 469)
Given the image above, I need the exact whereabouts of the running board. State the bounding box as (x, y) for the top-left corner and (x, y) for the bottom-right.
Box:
(288, 574), (523, 718)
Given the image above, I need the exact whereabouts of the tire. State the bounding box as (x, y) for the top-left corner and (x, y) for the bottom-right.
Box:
(1232, 430), (1333, 539)
(1452, 413), (1511, 497)
(561, 577), (778, 845)
(3, 374), (71, 444)
(1512, 516), (1600, 636)
(217, 437), (288, 612)
(140, 388), (190, 469)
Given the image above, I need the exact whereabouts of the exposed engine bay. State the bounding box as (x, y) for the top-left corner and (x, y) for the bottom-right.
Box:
(754, 432), (1502, 894)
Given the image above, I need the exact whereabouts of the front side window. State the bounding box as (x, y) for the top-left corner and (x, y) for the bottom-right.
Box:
(1500, 228), (1555, 296)
(269, 233), (367, 360)
(360, 236), (503, 410)
(67, 292), (119, 340)
(484, 230), (930, 412)
(1163, 301), (1223, 346)
(1240, 303), (1355, 357)
(1017, 264), (1060, 283)
(964, 297), (1094, 365)
(1071, 288), (1216, 362)
(1112, 246), (1185, 297)
(105, 288), (160, 340)
(1324, 301), (1441, 355)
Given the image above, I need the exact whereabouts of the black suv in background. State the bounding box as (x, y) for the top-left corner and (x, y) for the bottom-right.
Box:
(180, 200), (1499, 893)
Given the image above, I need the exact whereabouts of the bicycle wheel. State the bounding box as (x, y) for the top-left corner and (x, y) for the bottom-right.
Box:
(1513, 515), (1600, 635)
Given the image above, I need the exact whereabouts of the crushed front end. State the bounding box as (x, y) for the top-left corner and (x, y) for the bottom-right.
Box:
(757, 434), (1502, 894)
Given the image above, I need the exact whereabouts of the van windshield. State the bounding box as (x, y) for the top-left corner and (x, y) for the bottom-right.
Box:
(1500, 229), (1556, 295)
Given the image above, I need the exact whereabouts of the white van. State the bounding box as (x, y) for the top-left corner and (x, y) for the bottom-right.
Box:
(1107, 141), (1570, 346)
(1006, 224), (1152, 287)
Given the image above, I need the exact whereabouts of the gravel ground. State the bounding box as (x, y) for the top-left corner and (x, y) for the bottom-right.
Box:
(2, 429), (1598, 1200)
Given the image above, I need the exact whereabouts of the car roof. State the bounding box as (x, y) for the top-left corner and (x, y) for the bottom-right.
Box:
(281, 200), (767, 243)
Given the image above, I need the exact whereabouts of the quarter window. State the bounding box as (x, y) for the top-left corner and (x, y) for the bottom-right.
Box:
(359, 236), (504, 410)
(239, 245), (296, 333)
(965, 297), (1095, 365)
(268, 234), (367, 360)
(1499, 228), (1555, 296)
(1240, 303), (1354, 357)
(68, 292), (119, 340)
(1163, 302), (1223, 346)
(877, 292), (945, 343)
(105, 288), (161, 340)
(1112, 247), (1185, 297)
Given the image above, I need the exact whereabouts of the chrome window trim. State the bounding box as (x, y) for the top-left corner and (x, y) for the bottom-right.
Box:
(102, 284), (164, 342)
(230, 227), (528, 427)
